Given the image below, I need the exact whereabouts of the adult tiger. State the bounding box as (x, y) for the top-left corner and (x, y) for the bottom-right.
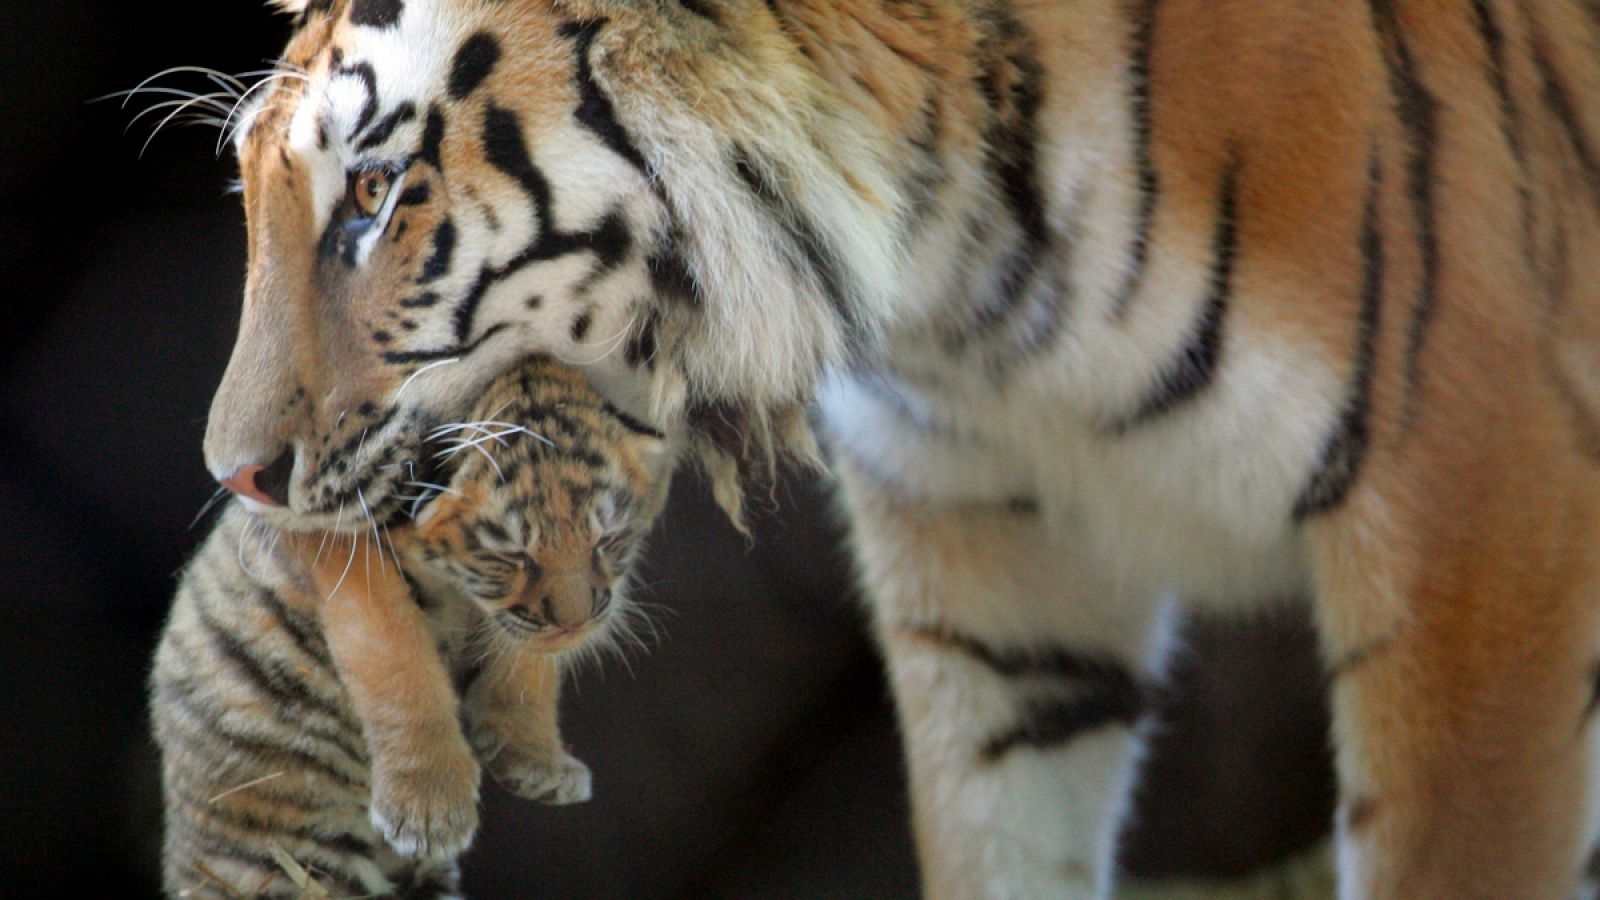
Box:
(196, 0), (1600, 896)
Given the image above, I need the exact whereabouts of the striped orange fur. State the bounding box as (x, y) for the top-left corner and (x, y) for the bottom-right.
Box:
(153, 357), (667, 897)
(174, 0), (1600, 895)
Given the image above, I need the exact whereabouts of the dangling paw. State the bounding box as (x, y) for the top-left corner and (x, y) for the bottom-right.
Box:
(471, 723), (592, 805)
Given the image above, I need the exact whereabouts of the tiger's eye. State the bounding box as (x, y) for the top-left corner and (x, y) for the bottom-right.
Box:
(353, 169), (392, 217)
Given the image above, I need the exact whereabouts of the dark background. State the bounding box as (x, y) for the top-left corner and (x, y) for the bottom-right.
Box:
(0, 3), (1335, 896)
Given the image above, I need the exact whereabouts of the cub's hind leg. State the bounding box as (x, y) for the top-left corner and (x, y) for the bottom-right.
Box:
(1309, 424), (1600, 898)
(834, 456), (1178, 900)
(462, 648), (592, 805)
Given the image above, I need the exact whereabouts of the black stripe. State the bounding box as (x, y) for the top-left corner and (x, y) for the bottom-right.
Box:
(183, 797), (377, 859)
(188, 591), (366, 762)
(446, 105), (643, 343)
(381, 322), (508, 365)
(1472, 0), (1538, 287)
(397, 182), (431, 206)
(417, 106), (445, 171)
(901, 623), (1153, 762)
(157, 676), (367, 790)
(949, 12), (1049, 350)
(1111, 0), (1162, 317)
(647, 241), (702, 307)
(985, 189), (1085, 374)
(254, 586), (335, 670)
(901, 95), (949, 229)
(335, 61), (381, 143)
(448, 32), (501, 100)
(602, 401), (666, 439)
(1109, 157), (1238, 432)
(1531, 23), (1600, 215)
(902, 624), (1144, 686)
(313, 406), (398, 482)
(1370, 0), (1441, 422)
(176, 840), (289, 894)
(356, 101), (416, 152)
(675, 0), (719, 22)
(558, 20), (652, 177)
(1294, 154), (1384, 520)
(623, 308), (659, 370)
(416, 219), (456, 285)
(730, 144), (863, 341)
(350, 0), (403, 29)
(982, 686), (1149, 761)
(570, 309), (593, 341)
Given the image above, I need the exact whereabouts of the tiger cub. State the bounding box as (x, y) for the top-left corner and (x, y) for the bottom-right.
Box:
(151, 357), (671, 899)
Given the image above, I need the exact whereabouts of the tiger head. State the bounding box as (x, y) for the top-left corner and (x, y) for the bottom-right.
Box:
(403, 356), (670, 653)
(203, 0), (887, 532)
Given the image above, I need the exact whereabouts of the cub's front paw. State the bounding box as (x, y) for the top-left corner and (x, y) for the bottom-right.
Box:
(485, 745), (593, 805)
(369, 753), (480, 860)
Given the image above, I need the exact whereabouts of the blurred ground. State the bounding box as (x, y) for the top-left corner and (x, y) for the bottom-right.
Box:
(0, 2), (1337, 896)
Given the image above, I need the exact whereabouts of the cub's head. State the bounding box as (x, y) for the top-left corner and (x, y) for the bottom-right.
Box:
(405, 357), (669, 653)
(200, 0), (882, 532)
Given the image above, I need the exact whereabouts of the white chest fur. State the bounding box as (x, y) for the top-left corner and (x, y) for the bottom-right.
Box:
(818, 295), (1344, 606)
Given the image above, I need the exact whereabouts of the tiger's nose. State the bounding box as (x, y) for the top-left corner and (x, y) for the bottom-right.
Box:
(219, 448), (294, 507)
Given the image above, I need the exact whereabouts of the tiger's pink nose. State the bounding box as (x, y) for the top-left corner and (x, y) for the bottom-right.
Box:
(219, 449), (293, 507)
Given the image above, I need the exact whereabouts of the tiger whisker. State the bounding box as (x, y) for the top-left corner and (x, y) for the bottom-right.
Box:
(357, 488), (384, 574)
(429, 421), (553, 448)
(112, 88), (236, 121)
(137, 96), (238, 156)
(395, 357), (461, 401)
(221, 70), (311, 153)
(103, 66), (247, 109)
(403, 480), (460, 496)
(434, 426), (537, 458)
(381, 523), (404, 574)
(431, 443), (504, 482)
(324, 535), (359, 603)
(189, 485), (231, 530)
(315, 500), (346, 565)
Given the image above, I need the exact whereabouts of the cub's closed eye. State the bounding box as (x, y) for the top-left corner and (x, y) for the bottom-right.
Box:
(352, 167), (394, 217)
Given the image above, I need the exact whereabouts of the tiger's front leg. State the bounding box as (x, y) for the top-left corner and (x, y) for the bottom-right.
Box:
(833, 456), (1178, 899)
(1309, 423), (1600, 899)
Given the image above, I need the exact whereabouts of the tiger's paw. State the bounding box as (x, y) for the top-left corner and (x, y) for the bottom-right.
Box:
(369, 754), (480, 860)
(484, 743), (593, 805)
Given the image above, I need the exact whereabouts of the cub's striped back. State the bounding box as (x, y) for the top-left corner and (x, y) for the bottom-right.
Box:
(153, 357), (669, 898)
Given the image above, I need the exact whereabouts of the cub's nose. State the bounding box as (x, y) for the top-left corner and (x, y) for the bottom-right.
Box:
(218, 448), (294, 507)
